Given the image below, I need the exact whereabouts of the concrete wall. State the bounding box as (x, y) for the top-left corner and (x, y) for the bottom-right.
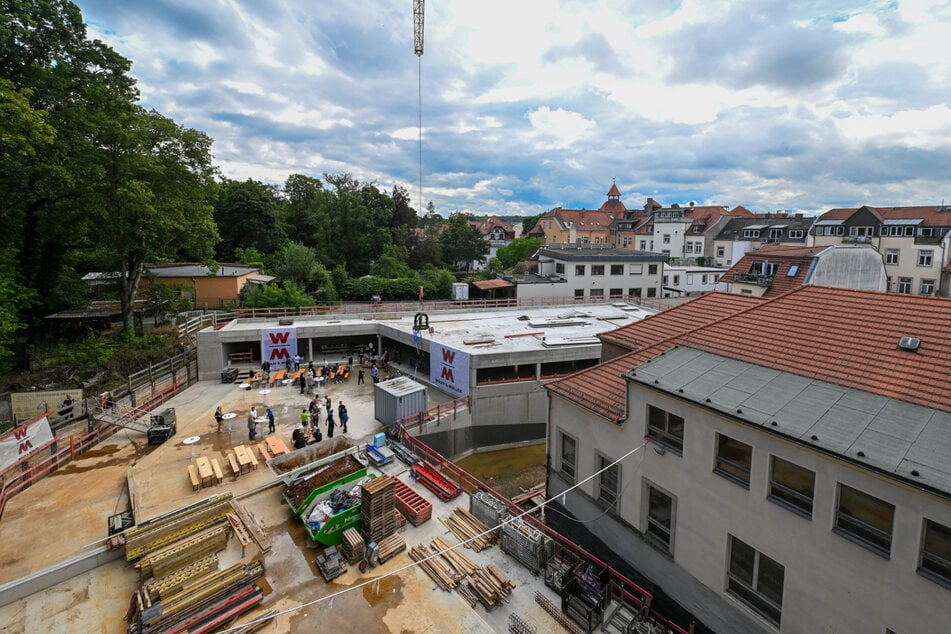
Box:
(547, 383), (951, 633)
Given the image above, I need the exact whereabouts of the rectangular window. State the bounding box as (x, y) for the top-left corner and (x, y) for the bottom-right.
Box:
(919, 519), (951, 588)
(639, 240), (647, 250)
(663, 234), (671, 244)
(715, 434), (753, 488)
(555, 263), (565, 274)
(560, 433), (576, 481)
(918, 250), (934, 266)
(921, 279), (935, 295)
(919, 227), (936, 237)
(647, 287), (657, 298)
(768, 456), (815, 518)
(610, 264), (624, 275)
(648, 264), (658, 275)
(630, 264), (643, 275)
(609, 288), (622, 297)
(591, 265), (605, 276)
(631, 288), (641, 298)
(646, 483), (674, 553)
(834, 484), (894, 557)
(622, 237), (632, 247)
(769, 228), (783, 240)
(573, 289), (585, 299)
(589, 288), (604, 297)
(685, 242), (694, 253)
(598, 454), (619, 510)
(647, 405), (684, 453)
(594, 237), (602, 244)
(788, 229), (803, 239)
(728, 536), (785, 626)
(693, 241), (703, 254)
(743, 229), (760, 239)
(898, 277), (912, 294)
(717, 246), (725, 257)
(885, 249), (899, 265)
(575, 265), (585, 276)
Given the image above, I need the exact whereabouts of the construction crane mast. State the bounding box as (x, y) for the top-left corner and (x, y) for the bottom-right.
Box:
(414, 0), (425, 216)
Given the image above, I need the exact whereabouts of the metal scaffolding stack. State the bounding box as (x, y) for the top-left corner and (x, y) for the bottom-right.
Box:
(360, 474), (396, 544)
(470, 490), (509, 536)
(500, 516), (551, 575)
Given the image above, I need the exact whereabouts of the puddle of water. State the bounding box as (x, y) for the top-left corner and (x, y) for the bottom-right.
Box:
(454, 443), (546, 498)
(362, 574), (403, 609)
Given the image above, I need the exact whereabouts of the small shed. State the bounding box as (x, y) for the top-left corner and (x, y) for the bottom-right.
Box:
(374, 376), (428, 427)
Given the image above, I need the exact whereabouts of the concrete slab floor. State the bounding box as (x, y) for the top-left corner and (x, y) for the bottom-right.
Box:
(0, 377), (568, 633)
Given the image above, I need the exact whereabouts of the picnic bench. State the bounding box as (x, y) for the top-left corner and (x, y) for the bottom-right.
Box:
(226, 451), (241, 477)
(187, 465), (200, 491)
(265, 436), (290, 456)
(195, 456), (215, 488)
(269, 369), (287, 386)
(210, 457), (223, 485)
(234, 445), (254, 474)
(257, 443), (271, 461)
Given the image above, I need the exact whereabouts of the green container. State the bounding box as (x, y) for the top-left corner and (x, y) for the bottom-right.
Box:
(301, 474), (376, 546)
(283, 460), (368, 516)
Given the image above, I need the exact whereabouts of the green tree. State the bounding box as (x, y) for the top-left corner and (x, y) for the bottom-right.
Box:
(440, 212), (489, 272)
(279, 173), (327, 243)
(370, 244), (413, 278)
(0, 79), (56, 160)
(240, 280), (312, 308)
(495, 237), (542, 269)
(269, 241), (325, 292)
(214, 179), (284, 260)
(519, 213), (541, 235)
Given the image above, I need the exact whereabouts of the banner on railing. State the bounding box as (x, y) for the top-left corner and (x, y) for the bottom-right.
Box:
(261, 326), (297, 364)
(429, 342), (470, 397)
(0, 416), (53, 472)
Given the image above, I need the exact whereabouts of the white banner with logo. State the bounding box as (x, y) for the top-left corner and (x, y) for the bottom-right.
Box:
(0, 416), (54, 472)
(429, 341), (470, 397)
(261, 327), (297, 365)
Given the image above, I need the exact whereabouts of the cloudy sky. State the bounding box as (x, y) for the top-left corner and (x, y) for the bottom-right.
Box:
(75, 0), (951, 216)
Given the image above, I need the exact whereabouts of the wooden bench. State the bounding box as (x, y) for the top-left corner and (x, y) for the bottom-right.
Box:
(265, 436), (290, 456)
(187, 465), (200, 491)
(247, 446), (259, 470)
(257, 443), (271, 462)
(269, 369), (287, 386)
(226, 452), (241, 477)
(211, 458), (224, 485)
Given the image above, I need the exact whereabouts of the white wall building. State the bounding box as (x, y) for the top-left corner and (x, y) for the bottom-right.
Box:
(529, 244), (666, 301)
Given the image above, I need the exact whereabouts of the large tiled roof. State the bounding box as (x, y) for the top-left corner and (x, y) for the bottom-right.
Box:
(818, 205), (951, 225)
(548, 293), (764, 421)
(721, 246), (824, 298)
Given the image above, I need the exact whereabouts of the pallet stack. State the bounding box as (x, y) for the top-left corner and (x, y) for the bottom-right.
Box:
(393, 476), (432, 526)
(341, 528), (366, 565)
(376, 532), (406, 563)
(361, 474), (396, 544)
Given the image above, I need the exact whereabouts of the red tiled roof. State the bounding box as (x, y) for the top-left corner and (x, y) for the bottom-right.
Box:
(730, 205), (754, 217)
(472, 278), (513, 290)
(599, 199), (627, 212)
(550, 208), (617, 228)
(550, 286), (951, 422)
(680, 286), (951, 412)
(548, 293), (764, 421)
(607, 183), (622, 197)
(819, 205), (951, 224)
(722, 246), (824, 298)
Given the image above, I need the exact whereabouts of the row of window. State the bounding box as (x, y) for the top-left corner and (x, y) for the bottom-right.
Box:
(663, 274), (721, 286)
(643, 405), (950, 585)
(816, 225), (947, 238)
(559, 416), (951, 626)
(743, 229), (805, 240)
(884, 248), (936, 267)
(573, 288), (659, 299)
(889, 276), (936, 295)
(566, 263), (661, 276)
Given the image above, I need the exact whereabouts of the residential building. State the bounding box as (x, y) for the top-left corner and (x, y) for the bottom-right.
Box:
(661, 264), (729, 297)
(142, 263), (274, 308)
(468, 214), (516, 270)
(527, 244), (666, 301)
(546, 286), (951, 632)
(528, 185), (624, 245)
(809, 205), (951, 296)
(716, 244), (887, 298)
(711, 214), (814, 268)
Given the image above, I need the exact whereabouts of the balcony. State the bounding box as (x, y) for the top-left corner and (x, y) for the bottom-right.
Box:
(843, 235), (873, 244)
(731, 272), (773, 287)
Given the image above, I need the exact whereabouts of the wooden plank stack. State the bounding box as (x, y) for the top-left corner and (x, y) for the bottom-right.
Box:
(361, 474), (396, 543)
(125, 493), (234, 561)
(410, 535), (516, 611)
(459, 565), (516, 610)
(135, 524), (231, 579)
(393, 476), (432, 526)
(409, 542), (462, 591)
(376, 532), (406, 563)
(440, 506), (494, 551)
(341, 528), (366, 565)
(230, 501), (272, 554)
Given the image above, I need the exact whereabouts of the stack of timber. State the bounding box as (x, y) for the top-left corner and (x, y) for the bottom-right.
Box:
(408, 543), (462, 591)
(360, 474), (396, 543)
(126, 560), (265, 634)
(393, 476), (432, 526)
(125, 493), (234, 562)
(230, 501), (271, 553)
(459, 565), (516, 610)
(135, 524), (231, 579)
(440, 506), (494, 551)
(412, 461), (461, 501)
(376, 532), (407, 564)
(341, 528), (366, 565)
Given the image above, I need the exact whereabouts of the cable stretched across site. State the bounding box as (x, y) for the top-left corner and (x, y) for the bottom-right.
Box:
(218, 440), (648, 633)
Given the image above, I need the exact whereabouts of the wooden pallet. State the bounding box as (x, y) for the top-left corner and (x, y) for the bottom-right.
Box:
(376, 532), (406, 563)
(341, 528), (366, 565)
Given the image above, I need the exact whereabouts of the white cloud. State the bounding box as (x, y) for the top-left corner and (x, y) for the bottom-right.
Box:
(525, 106), (596, 149)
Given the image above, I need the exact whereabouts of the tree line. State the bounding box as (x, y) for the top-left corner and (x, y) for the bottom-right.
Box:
(0, 1), (549, 376)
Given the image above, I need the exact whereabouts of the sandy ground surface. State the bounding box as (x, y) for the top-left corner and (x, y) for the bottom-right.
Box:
(0, 372), (566, 633)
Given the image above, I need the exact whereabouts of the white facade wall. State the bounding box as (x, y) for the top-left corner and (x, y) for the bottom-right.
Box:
(548, 383), (951, 633)
(534, 255), (664, 300)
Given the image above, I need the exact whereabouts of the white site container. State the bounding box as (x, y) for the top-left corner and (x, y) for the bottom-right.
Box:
(374, 376), (428, 427)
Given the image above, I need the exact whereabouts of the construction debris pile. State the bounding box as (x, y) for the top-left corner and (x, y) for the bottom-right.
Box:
(122, 493), (270, 634)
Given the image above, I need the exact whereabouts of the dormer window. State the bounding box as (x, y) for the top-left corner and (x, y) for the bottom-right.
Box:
(744, 229), (760, 239)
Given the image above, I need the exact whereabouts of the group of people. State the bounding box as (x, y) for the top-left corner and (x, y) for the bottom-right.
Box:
(292, 395), (350, 449)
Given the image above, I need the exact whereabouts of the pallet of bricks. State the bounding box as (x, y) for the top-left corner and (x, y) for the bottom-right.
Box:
(393, 475), (432, 526)
(469, 490), (509, 537)
(500, 516), (552, 574)
(360, 475), (406, 563)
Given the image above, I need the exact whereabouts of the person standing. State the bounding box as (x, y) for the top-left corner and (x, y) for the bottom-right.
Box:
(326, 407), (335, 438)
(338, 401), (348, 434)
(266, 408), (275, 434)
(214, 406), (224, 433)
(250, 405), (258, 420)
(358, 369), (365, 385)
(299, 372), (306, 394)
(371, 364), (379, 383)
(294, 353), (301, 371)
(300, 408), (310, 429)
(247, 412), (257, 441)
